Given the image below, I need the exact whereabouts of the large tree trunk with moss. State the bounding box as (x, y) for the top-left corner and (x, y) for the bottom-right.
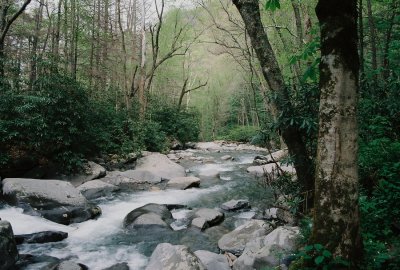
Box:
(311, 0), (363, 267)
(232, 0), (314, 196)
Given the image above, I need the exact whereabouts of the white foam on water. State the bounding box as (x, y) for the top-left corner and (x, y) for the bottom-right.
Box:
(0, 207), (73, 235)
(0, 184), (224, 269)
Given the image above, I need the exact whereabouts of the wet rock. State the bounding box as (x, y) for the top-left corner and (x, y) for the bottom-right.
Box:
(67, 161), (107, 186)
(15, 231), (68, 244)
(194, 250), (231, 270)
(246, 163), (295, 177)
(221, 200), (250, 211)
(233, 226), (299, 270)
(218, 220), (272, 256)
(135, 153), (186, 180)
(16, 254), (60, 269)
(167, 176), (201, 190)
(56, 260), (88, 270)
(194, 208), (224, 227)
(77, 180), (119, 199)
(145, 243), (205, 270)
(253, 149), (288, 165)
(195, 142), (223, 151)
(0, 221), (18, 270)
(102, 262), (130, 270)
(192, 217), (208, 231)
(100, 169), (162, 191)
(123, 203), (173, 229)
(2, 178), (101, 225)
(221, 155), (233, 161)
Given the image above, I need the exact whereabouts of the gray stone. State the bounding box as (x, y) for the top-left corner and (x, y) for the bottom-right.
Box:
(167, 176), (201, 190)
(145, 243), (205, 270)
(194, 250), (230, 270)
(192, 218), (208, 231)
(0, 221), (18, 270)
(253, 150), (288, 165)
(77, 180), (119, 199)
(67, 161), (107, 186)
(218, 220), (272, 256)
(135, 153), (186, 180)
(221, 200), (250, 211)
(246, 163), (295, 177)
(15, 231), (68, 244)
(2, 178), (101, 225)
(194, 208), (224, 226)
(123, 204), (173, 229)
(199, 170), (220, 178)
(56, 260), (87, 270)
(233, 226), (300, 270)
(221, 155), (233, 161)
(102, 262), (130, 270)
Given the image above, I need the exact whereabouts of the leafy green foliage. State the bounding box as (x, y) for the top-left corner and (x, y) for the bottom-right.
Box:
(290, 244), (349, 270)
(265, 0), (281, 11)
(219, 125), (259, 142)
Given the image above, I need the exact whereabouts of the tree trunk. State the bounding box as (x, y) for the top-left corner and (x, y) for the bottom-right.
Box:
(138, 0), (146, 116)
(29, 0), (44, 90)
(382, 1), (397, 83)
(291, 0), (303, 49)
(232, 0), (314, 196)
(358, 0), (364, 82)
(312, 0), (363, 267)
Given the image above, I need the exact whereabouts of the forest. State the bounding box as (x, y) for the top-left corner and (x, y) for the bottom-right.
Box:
(0, 0), (399, 269)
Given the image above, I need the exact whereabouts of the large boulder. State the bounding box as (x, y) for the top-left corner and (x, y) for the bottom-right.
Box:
(77, 180), (119, 199)
(135, 153), (186, 180)
(221, 199), (250, 211)
(246, 163), (295, 177)
(102, 263), (130, 270)
(15, 231), (68, 245)
(193, 208), (224, 228)
(218, 220), (272, 256)
(56, 260), (88, 270)
(145, 243), (205, 270)
(0, 221), (19, 270)
(67, 161), (106, 186)
(167, 176), (201, 190)
(233, 226), (300, 270)
(100, 169), (162, 191)
(194, 250), (230, 270)
(123, 204), (173, 229)
(2, 178), (102, 225)
(253, 149), (288, 165)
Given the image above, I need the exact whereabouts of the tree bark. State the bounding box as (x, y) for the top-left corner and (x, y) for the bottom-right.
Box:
(291, 0), (303, 49)
(232, 0), (314, 196)
(312, 0), (363, 267)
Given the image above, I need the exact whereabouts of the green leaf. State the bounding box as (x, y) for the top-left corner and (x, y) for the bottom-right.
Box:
(265, 0), (281, 11)
(315, 255), (325, 265)
(322, 250), (332, 258)
(314, 244), (324, 251)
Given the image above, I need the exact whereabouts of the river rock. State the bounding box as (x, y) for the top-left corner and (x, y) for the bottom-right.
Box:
(194, 250), (231, 270)
(15, 231), (68, 245)
(77, 180), (119, 199)
(253, 149), (288, 165)
(167, 176), (201, 190)
(2, 178), (102, 225)
(194, 208), (224, 227)
(221, 199), (250, 211)
(195, 142), (223, 151)
(145, 243), (205, 270)
(218, 220), (272, 256)
(56, 260), (88, 270)
(0, 221), (19, 270)
(67, 161), (107, 186)
(233, 226), (300, 270)
(123, 203), (173, 229)
(221, 155), (233, 161)
(16, 254), (60, 269)
(100, 169), (162, 190)
(135, 153), (186, 180)
(246, 163), (295, 177)
(102, 262), (129, 270)
(191, 218), (208, 230)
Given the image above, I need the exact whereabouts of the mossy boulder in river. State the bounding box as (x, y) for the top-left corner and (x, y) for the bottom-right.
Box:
(2, 178), (102, 225)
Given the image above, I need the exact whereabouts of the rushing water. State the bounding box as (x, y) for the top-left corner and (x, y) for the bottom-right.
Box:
(0, 149), (274, 269)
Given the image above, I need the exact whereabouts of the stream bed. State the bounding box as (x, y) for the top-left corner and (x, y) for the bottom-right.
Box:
(0, 148), (274, 269)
